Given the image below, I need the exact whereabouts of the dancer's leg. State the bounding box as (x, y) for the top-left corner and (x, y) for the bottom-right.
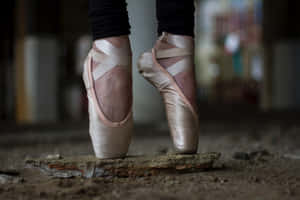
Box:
(155, 0), (197, 109)
(138, 0), (199, 153)
(84, 0), (133, 158)
(156, 0), (195, 37)
(88, 0), (132, 122)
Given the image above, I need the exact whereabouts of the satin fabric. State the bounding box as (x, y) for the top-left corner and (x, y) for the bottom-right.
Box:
(138, 37), (199, 153)
(83, 46), (133, 159)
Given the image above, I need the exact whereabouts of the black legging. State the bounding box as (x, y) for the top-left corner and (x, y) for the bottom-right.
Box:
(89, 0), (195, 40)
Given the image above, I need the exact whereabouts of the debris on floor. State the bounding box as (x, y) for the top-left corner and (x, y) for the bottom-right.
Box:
(25, 152), (221, 178)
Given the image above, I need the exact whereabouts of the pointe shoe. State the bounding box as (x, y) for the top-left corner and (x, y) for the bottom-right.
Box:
(138, 32), (199, 153)
(83, 39), (133, 159)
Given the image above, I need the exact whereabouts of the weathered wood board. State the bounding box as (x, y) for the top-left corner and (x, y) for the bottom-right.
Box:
(25, 152), (221, 178)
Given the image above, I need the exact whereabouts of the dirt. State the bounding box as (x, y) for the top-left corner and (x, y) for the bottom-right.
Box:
(0, 122), (300, 200)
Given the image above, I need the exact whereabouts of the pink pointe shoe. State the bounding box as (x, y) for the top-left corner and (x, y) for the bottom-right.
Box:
(83, 39), (133, 159)
(138, 32), (199, 153)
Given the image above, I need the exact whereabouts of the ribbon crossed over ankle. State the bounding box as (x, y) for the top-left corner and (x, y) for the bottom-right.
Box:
(89, 40), (131, 81)
(156, 32), (194, 76)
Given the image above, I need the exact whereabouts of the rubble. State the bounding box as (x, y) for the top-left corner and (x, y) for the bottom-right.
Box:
(25, 152), (221, 178)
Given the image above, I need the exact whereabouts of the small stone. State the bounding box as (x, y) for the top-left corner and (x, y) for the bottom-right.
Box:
(46, 154), (62, 160)
(233, 152), (250, 160)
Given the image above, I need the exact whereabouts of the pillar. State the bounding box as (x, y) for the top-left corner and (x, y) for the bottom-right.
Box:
(14, 0), (60, 123)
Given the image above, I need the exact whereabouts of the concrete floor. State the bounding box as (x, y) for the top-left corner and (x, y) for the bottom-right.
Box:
(0, 121), (300, 199)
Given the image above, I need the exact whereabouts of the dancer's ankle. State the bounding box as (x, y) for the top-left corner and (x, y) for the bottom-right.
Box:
(154, 32), (197, 110)
(95, 35), (130, 49)
(92, 35), (132, 122)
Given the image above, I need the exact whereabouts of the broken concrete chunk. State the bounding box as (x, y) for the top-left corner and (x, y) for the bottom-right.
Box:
(25, 152), (221, 178)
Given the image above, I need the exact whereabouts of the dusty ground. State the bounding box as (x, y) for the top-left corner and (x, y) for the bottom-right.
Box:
(0, 121), (300, 200)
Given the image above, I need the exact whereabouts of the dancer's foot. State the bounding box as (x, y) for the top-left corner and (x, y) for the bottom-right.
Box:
(92, 36), (132, 122)
(154, 33), (197, 110)
(138, 32), (199, 153)
(83, 35), (133, 158)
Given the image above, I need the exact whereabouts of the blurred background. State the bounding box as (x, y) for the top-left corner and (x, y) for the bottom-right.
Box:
(0, 0), (299, 128)
(1, 2), (300, 198)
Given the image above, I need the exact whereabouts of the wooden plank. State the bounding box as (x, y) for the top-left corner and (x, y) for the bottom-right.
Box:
(25, 153), (221, 178)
